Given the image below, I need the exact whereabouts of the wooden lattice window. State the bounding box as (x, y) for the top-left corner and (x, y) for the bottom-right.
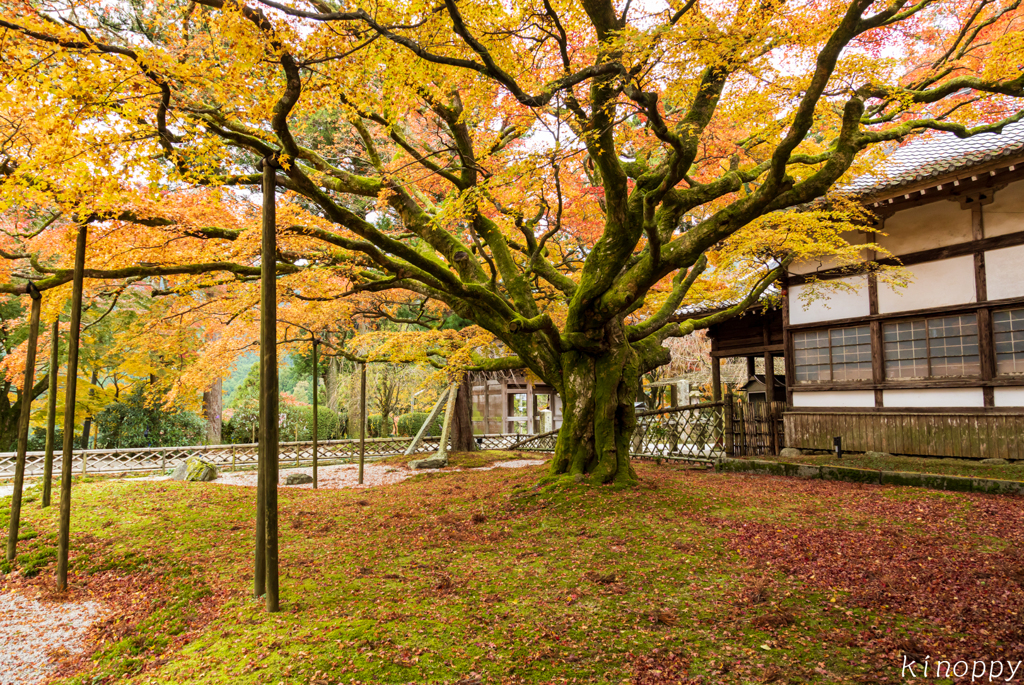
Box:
(883, 314), (979, 379)
(994, 308), (1024, 375)
(793, 326), (872, 383)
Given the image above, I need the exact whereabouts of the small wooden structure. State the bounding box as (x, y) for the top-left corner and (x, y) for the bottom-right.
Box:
(469, 371), (563, 435)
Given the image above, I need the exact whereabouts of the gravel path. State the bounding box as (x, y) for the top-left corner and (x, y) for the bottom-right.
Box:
(0, 590), (103, 685)
(214, 458), (547, 490)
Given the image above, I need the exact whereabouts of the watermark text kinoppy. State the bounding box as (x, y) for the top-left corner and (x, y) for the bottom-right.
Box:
(903, 656), (1023, 681)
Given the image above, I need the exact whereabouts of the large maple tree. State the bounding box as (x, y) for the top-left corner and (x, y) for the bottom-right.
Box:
(0, 0), (1022, 484)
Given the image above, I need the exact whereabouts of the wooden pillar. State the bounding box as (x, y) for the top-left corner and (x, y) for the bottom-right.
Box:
(358, 361), (366, 484)
(258, 157), (280, 612)
(7, 285), (42, 561)
(764, 351), (778, 454)
(482, 378), (490, 434)
(746, 356), (755, 379)
(723, 394), (734, 457)
(711, 356), (722, 402)
(41, 317), (59, 508)
(669, 383), (679, 408)
(312, 337), (318, 489)
(526, 379), (535, 434)
(57, 224), (87, 592)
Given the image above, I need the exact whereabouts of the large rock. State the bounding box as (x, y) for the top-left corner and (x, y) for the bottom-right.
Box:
(284, 472), (314, 485)
(982, 458), (1009, 465)
(169, 462), (188, 480)
(176, 456), (218, 482)
(408, 454), (448, 470)
(778, 447), (802, 459)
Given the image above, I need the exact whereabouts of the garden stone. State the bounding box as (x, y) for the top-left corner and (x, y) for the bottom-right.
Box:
(169, 462), (188, 481)
(778, 448), (802, 459)
(982, 458), (1009, 465)
(183, 456), (218, 482)
(284, 472), (314, 485)
(408, 455), (448, 470)
(864, 451), (894, 459)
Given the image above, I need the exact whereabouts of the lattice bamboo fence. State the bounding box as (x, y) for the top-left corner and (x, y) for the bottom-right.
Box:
(510, 401), (727, 463)
(0, 433), (522, 479)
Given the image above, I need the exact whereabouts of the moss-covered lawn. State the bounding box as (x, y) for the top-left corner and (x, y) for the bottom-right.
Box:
(3, 456), (1024, 684)
(766, 450), (1024, 481)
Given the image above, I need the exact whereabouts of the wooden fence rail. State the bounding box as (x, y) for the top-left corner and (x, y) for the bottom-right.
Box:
(512, 402), (728, 462)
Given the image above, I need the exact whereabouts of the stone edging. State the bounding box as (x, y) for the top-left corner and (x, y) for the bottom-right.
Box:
(715, 457), (1024, 496)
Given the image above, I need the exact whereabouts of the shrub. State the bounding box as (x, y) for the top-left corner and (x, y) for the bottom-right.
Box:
(94, 386), (204, 448)
(396, 412), (443, 437)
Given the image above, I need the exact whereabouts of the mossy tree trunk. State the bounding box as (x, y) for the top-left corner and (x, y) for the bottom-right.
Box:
(547, 326), (641, 486)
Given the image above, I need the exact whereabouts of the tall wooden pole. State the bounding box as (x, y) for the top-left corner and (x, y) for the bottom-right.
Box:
(7, 286), (42, 561)
(711, 356), (722, 402)
(260, 157), (280, 612)
(358, 361), (366, 485)
(312, 337), (318, 489)
(41, 317), (59, 508)
(56, 224), (87, 592)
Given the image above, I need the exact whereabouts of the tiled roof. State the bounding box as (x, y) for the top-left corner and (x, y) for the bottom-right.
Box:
(848, 121), (1024, 196)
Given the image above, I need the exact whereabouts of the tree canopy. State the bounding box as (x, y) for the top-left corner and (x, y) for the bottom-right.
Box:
(0, 0), (1022, 481)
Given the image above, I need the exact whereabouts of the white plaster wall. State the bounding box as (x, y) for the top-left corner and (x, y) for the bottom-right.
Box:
(994, 387), (1024, 407)
(789, 275), (870, 325)
(792, 390), (875, 408)
(878, 199), (972, 256)
(882, 388), (985, 407)
(984, 244), (1024, 301)
(790, 231), (869, 275)
(876, 256), (976, 314)
(985, 179), (1024, 238)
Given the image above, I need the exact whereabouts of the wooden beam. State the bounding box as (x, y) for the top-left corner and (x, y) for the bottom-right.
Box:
(56, 224), (87, 593)
(786, 228), (1024, 286)
(711, 344), (784, 358)
(404, 386), (449, 456)
(785, 295), (1024, 332)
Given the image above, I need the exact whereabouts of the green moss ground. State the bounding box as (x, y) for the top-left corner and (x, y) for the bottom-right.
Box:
(1, 455), (1020, 684)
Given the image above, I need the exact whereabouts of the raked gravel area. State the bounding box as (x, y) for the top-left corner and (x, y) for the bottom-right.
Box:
(0, 590), (104, 685)
(214, 458), (547, 490)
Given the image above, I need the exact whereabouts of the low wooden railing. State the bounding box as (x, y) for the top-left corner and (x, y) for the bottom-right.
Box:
(511, 401), (728, 463)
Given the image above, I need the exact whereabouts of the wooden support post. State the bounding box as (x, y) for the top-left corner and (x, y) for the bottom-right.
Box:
(746, 356), (756, 379)
(711, 357), (722, 402)
(312, 337), (318, 489)
(765, 351), (778, 454)
(404, 387), (449, 456)
(436, 381), (459, 460)
(42, 317), (59, 509)
(526, 379), (535, 434)
(7, 286), (41, 561)
(358, 361), (366, 485)
(57, 224), (87, 592)
(259, 157), (280, 612)
(723, 393), (734, 458)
